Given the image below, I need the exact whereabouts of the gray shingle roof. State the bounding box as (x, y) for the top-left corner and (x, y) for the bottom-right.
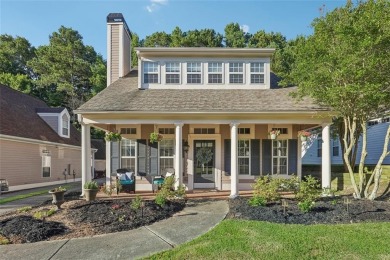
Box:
(77, 70), (327, 113)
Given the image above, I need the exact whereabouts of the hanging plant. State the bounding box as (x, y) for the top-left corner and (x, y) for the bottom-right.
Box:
(196, 147), (213, 171)
(104, 132), (122, 142)
(150, 132), (163, 143)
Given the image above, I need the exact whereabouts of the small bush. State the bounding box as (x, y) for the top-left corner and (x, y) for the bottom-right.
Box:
(17, 206), (32, 213)
(0, 235), (10, 245)
(131, 195), (143, 210)
(298, 200), (315, 213)
(84, 181), (99, 190)
(33, 208), (56, 219)
(252, 176), (281, 202)
(295, 175), (321, 202)
(248, 196), (267, 207)
(155, 193), (167, 207)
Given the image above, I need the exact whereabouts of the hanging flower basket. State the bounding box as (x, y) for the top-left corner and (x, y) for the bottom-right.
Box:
(298, 130), (311, 142)
(150, 132), (163, 143)
(104, 132), (122, 142)
(269, 130), (280, 140)
(196, 147), (213, 171)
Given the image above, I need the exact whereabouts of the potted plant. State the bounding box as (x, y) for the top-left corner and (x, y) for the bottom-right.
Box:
(48, 186), (66, 209)
(104, 132), (122, 142)
(298, 130), (311, 141)
(84, 181), (99, 201)
(150, 132), (163, 143)
(269, 129), (280, 140)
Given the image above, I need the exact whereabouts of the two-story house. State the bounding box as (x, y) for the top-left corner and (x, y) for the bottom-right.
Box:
(75, 13), (333, 197)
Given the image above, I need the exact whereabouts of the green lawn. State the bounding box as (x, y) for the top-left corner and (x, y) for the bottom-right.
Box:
(146, 219), (390, 260)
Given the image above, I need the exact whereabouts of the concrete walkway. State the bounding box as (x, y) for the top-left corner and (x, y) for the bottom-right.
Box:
(1, 199), (229, 260)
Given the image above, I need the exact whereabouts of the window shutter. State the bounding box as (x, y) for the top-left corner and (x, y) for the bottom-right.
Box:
(111, 141), (120, 173)
(288, 139), (298, 175)
(251, 139), (260, 175)
(262, 139), (272, 175)
(224, 139), (231, 176)
(137, 139), (147, 176)
(149, 141), (159, 176)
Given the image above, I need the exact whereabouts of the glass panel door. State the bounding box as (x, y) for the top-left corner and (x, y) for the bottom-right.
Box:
(194, 140), (215, 183)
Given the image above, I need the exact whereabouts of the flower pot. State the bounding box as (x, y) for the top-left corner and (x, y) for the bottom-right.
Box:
(49, 190), (66, 209)
(270, 134), (277, 140)
(84, 189), (99, 201)
(300, 135), (308, 142)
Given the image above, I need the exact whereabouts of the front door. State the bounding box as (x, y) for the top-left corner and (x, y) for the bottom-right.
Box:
(194, 140), (215, 188)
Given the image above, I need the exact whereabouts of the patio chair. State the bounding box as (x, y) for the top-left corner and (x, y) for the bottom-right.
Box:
(152, 168), (175, 193)
(116, 168), (136, 194)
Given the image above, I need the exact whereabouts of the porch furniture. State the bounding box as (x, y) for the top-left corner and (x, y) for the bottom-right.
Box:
(116, 168), (136, 193)
(152, 168), (175, 193)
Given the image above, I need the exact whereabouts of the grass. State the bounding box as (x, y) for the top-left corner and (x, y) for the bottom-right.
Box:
(0, 185), (71, 205)
(146, 219), (390, 260)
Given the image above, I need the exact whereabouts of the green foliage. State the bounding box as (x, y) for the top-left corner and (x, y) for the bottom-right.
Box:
(84, 181), (99, 190)
(298, 200), (315, 213)
(33, 208), (56, 219)
(0, 73), (34, 93)
(100, 183), (114, 196)
(131, 195), (143, 210)
(131, 33), (140, 67)
(143, 31), (171, 47)
(252, 176), (299, 203)
(155, 193), (167, 207)
(224, 23), (247, 47)
(17, 206), (33, 213)
(248, 196), (267, 207)
(154, 175), (186, 206)
(104, 132), (122, 142)
(150, 132), (163, 143)
(50, 186), (66, 192)
(0, 235), (10, 245)
(295, 175), (321, 202)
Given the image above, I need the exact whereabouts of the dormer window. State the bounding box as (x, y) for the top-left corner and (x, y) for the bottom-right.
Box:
(166, 62), (180, 84)
(250, 62), (265, 84)
(187, 62), (202, 84)
(61, 113), (70, 138)
(208, 62), (223, 84)
(229, 62), (244, 84)
(143, 61), (159, 83)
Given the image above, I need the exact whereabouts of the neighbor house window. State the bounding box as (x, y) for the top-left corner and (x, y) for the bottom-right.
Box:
(42, 155), (51, 177)
(229, 62), (244, 84)
(272, 140), (288, 175)
(121, 139), (136, 170)
(62, 113), (69, 136)
(143, 61), (159, 83)
(120, 128), (137, 134)
(238, 139), (250, 175)
(332, 138), (339, 157)
(159, 139), (174, 172)
(187, 62), (202, 84)
(166, 62), (180, 84)
(250, 62), (265, 84)
(208, 62), (223, 84)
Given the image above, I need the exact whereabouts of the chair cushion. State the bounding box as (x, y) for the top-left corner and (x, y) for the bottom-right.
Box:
(120, 179), (134, 185)
(153, 178), (164, 185)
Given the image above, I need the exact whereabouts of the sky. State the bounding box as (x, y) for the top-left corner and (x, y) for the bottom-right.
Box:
(0, 0), (347, 59)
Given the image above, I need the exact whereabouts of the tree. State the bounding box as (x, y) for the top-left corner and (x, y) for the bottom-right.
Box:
(143, 32), (171, 47)
(28, 26), (103, 111)
(224, 23), (247, 47)
(0, 73), (34, 93)
(182, 29), (223, 47)
(131, 33), (140, 67)
(170, 27), (183, 47)
(285, 0), (390, 199)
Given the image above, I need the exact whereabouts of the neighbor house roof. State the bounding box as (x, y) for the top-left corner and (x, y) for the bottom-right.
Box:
(36, 107), (66, 114)
(76, 70), (327, 113)
(0, 84), (81, 146)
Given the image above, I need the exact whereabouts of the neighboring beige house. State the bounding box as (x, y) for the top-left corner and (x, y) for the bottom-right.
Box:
(75, 13), (333, 197)
(0, 84), (86, 189)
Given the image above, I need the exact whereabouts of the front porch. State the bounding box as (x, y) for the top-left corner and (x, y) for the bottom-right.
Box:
(79, 118), (333, 197)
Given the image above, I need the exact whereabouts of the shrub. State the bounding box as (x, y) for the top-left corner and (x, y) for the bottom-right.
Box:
(100, 183), (113, 196)
(248, 196), (267, 207)
(0, 235), (9, 245)
(295, 175), (321, 202)
(298, 200), (315, 213)
(155, 193), (167, 207)
(84, 181), (99, 190)
(131, 195), (143, 210)
(154, 175), (186, 206)
(252, 176), (281, 202)
(33, 208), (56, 219)
(17, 206), (32, 213)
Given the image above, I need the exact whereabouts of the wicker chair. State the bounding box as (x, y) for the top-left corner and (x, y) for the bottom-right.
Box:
(116, 168), (136, 193)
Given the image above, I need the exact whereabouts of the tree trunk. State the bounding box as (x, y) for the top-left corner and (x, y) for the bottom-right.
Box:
(357, 122), (367, 198)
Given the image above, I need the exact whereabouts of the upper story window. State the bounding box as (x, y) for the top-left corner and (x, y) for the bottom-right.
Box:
(159, 128), (174, 134)
(194, 128), (215, 134)
(187, 62), (202, 84)
(250, 62), (265, 84)
(238, 128), (251, 134)
(166, 62), (180, 84)
(143, 62), (159, 83)
(61, 113), (69, 137)
(208, 62), (223, 84)
(229, 62), (244, 84)
(120, 128), (137, 134)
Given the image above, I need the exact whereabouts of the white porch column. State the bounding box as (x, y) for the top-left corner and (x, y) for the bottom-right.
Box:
(175, 123), (183, 189)
(297, 139), (303, 180)
(230, 122), (240, 198)
(81, 122), (91, 196)
(105, 140), (112, 187)
(321, 124), (331, 189)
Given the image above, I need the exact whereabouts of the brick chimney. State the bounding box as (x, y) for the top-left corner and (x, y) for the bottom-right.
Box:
(107, 13), (132, 86)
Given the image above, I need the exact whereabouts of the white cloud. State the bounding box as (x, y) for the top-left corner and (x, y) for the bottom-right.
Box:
(147, 0), (168, 13)
(241, 24), (250, 34)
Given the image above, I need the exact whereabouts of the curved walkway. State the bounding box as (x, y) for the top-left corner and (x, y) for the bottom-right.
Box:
(1, 199), (229, 260)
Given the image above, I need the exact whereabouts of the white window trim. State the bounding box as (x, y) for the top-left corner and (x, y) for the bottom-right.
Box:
(272, 139), (288, 175)
(58, 109), (70, 138)
(42, 154), (51, 178)
(120, 139), (137, 171)
(207, 62), (224, 84)
(238, 139), (251, 175)
(165, 62), (181, 84)
(228, 62), (245, 84)
(250, 62), (265, 85)
(143, 61), (160, 84)
(186, 62), (203, 84)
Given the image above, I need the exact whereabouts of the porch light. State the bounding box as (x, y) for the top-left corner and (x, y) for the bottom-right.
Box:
(183, 141), (190, 153)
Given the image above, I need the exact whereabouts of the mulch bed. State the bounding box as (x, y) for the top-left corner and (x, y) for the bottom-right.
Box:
(228, 196), (390, 225)
(0, 194), (185, 244)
